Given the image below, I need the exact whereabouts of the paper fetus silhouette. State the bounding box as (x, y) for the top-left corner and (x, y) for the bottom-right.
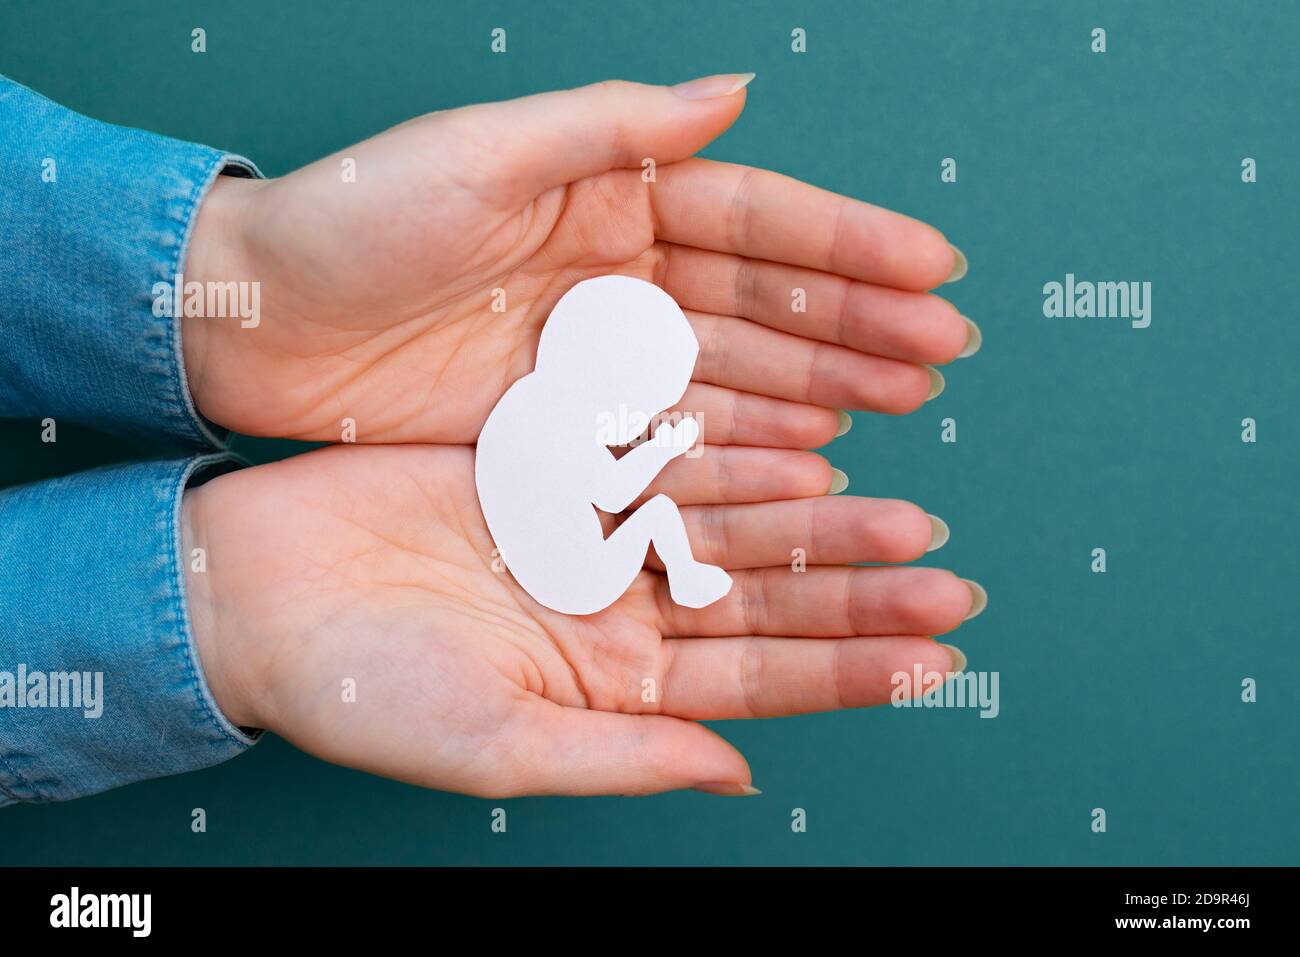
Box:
(475, 275), (733, 616)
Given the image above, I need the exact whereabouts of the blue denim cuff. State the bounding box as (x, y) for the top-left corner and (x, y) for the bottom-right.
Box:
(0, 454), (257, 805)
(0, 74), (262, 448)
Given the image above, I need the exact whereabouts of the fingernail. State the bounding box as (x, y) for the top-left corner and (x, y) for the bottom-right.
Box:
(672, 72), (755, 100)
(926, 514), (949, 551)
(961, 579), (987, 620)
(828, 467), (849, 495)
(693, 782), (762, 796)
(944, 244), (968, 284)
(925, 366), (945, 400)
(835, 409), (853, 437)
(957, 316), (982, 358)
(939, 643), (967, 674)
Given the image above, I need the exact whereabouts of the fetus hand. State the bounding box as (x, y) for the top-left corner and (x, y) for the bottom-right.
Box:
(649, 416), (700, 457)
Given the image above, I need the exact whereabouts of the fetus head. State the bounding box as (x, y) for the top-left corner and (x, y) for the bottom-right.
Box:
(534, 276), (699, 444)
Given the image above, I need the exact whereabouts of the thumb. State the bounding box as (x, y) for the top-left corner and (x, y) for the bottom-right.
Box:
(488, 702), (755, 797)
(454, 74), (754, 202)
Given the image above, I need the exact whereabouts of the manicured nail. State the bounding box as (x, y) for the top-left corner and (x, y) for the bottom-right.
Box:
(961, 579), (987, 620)
(957, 316), (982, 358)
(939, 643), (967, 674)
(693, 782), (762, 796)
(926, 514), (949, 551)
(925, 366), (945, 400)
(672, 72), (756, 100)
(835, 409), (853, 437)
(828, 467), (849, 495)
(944, 244), (968, 284)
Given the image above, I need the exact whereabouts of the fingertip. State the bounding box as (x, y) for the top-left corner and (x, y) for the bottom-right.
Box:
(957, 316), (983, 358)
(669, 72), (756, 101)
(849, 360), (935, 416)
(962, 579), (988, 620)
(922, 297), (976, 364)
(926, 514), (950, 552)
(830, 635), (955, 707)
(865, 499), (935, 562)
(803, 404), (847, 448)
(693, 781), (761, 797)
(801, 451), (838, 498)
(679, 723), (752, 789)
(925, 366), (945, 401)
(835, 409), (853, 437)
(661, 73), (751, 138)
(938, 643), (967, 674)
(911, 638), (964, 689)
(922, 570), (983, 635)
(944, 244), (968, 284)
(764, 449), (836, 500)
(886, 220), (961, 291)
(888, 363), (938, 415)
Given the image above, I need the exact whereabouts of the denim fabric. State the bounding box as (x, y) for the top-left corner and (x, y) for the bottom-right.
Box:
(0, 73), (261, 447)
(0, 75), (263, 805)
(0, 456), (258, 807)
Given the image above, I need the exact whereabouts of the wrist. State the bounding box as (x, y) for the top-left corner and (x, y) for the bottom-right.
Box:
(182, 174), (263, 426)
(181, 483), (262, 730)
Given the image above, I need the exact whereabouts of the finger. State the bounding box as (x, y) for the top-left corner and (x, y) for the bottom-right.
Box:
(651, 158), (961, 291)
(635, 446), (836, 507)
(672, 496), (939, 569)
(479, 701), (753, 797)
(669, 381), (844, 448)
(658, 566), (976, 638)
(660, 636), (961, 719)
(456, 76), (752, 204)
(659, 243), (976, 364)
(689, 311), (942, 414)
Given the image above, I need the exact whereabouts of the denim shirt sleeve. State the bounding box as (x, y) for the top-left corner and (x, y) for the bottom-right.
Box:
(0, 454), (258, 806)
(0, 73), (262, 447)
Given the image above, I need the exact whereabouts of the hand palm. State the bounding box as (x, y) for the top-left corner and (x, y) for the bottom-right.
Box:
(186, 79), (969, 446)
(187, 443), (969, 797)
(239, 121), (665, 443)
(193, 445), (732, 796)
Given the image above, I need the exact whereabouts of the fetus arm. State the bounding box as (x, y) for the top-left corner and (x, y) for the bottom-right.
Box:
(591, 420), (697, 514)
(591, 442), (675, 513)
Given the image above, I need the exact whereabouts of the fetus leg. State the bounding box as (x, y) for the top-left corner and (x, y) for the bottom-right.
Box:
(609, 494), (732, 608)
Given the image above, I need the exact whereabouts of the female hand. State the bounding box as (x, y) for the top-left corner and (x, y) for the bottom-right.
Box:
(183, 443), (980, 796)
(183, 75), (976, 446)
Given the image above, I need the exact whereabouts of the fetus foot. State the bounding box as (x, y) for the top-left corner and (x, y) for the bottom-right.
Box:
(666, 561), (734, 609)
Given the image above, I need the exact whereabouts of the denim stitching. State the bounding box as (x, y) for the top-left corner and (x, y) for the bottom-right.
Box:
(164, 149), (230, 450)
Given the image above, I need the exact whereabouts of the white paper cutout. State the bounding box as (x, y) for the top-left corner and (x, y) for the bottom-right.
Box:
(475, 275), (734, 616)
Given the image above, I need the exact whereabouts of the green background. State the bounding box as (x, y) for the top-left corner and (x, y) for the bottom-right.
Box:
(2, 0), (1296, 865)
